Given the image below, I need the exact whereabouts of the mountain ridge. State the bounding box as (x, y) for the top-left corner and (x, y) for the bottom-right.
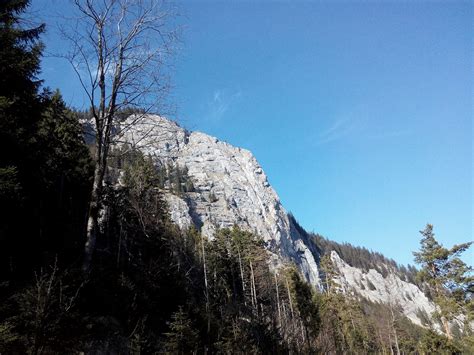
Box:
(118, 114), (439, 328)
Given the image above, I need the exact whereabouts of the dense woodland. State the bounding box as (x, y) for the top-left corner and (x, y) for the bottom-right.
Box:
(1, 1), (473, 354)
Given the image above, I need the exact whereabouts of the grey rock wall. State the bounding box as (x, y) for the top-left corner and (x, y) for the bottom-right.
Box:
(118, 114), (443, 329)
(120, 114), (320, 285)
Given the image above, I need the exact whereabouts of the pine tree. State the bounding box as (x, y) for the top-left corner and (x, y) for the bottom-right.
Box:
(0, 0), (43, 196)
(0, 0), (44, 172)
(290, 269), (321, 350)
(320, 253), (339, 294)
(413, 224), (473, 339)
(163, 307), (199, 355)
(0, 0), (93, 278)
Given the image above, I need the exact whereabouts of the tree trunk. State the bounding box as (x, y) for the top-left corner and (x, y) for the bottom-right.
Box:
(249, 260), (257, 312)
(389, 303), (401, 355)
(274, 272), (282, 327)
(431, 266), (453, 341)
(441, 316), (452, 340)
(237, 248), (246, 306)
(201, 235), (210, 334)
(378, 330), (386, 355)
(82, 160), (102, 272)
(388, 328), (394, 355)
(285, 277), (295, 319)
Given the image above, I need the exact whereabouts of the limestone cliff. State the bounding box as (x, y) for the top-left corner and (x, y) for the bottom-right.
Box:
(118, 114), (440, 328)
(330, 251), (436, 328)
(120, 114), (320, 285)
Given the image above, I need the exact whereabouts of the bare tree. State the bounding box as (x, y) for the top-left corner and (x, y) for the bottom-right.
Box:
(61, 0), (178, 271)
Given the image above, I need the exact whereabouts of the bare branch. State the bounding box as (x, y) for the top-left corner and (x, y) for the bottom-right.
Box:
(59, 0), (179, 271)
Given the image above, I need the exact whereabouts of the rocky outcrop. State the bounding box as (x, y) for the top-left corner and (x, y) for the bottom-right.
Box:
(330, 251), (436, 328)
(119, 114), (440, 328)
(120, 114), (321, 285)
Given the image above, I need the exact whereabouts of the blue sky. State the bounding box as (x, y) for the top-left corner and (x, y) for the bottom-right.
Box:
(32, 0), (472, 267)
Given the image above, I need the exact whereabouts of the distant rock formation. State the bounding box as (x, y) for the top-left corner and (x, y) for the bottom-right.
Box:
(330, 251), (437, 328)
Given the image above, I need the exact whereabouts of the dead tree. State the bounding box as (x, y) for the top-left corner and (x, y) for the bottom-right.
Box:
(61, 0), (178, 271)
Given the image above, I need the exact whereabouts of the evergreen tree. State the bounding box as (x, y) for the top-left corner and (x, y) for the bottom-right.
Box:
(0, 0), (44, 244)
(0, 0), (92, 279)
(418, 329), (461, 355)
(290, 269), (321, 351)
(0, 0), (44, 185)
(413, 224), (473, 339)
(163, 307), (199, 355)
(320, 253), (339, 294)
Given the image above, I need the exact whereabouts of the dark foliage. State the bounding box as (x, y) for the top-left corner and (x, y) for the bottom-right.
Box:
(0, 0), (92, 281)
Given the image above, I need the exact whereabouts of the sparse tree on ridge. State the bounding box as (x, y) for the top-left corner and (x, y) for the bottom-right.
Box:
(61, 0), (178, 270)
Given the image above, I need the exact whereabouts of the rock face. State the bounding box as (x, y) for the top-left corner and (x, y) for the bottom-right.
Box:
(330, 251), (436, 328)
(121, 115), (321, 285)
(120, 114), (438, 327)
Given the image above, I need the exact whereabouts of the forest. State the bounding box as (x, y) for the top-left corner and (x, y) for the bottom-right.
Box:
(0, 1), (473, 354)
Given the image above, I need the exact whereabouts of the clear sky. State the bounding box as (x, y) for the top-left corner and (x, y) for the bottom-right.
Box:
(32, 0), (472, 267)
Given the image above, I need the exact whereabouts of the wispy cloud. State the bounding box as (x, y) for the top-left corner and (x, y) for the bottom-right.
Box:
(317, 110), (369, 145)
(368, 129), (412, 140)
(317, 118), (354, 144)
(317, 106), (412, 145)
(207, 89), (242, 121)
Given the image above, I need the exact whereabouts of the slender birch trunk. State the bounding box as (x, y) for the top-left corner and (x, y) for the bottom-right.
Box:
(237, 248), (246, 306)
(83, 150), (103, 271)
(249, 260), (257, 313)
(285, 276), (294, 319)
(274, 272), (281, 326)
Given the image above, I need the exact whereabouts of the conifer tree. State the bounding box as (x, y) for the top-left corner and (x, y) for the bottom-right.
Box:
(290, 269), (321, 349)
(163, 307), (199, 355)
(0, 0), (91, 278)
(0, 0), (44, 227)
(413, 224), (473, 339)
(320, 253), (339, 294)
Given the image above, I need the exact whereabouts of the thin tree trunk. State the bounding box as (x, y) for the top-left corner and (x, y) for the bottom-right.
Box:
(201, 235), (210, 334)
(237, 247), (246, 306)
(83, 159), (102, 271)
(83, 16), (109, 272)
(431, 265), (453, 340)
(388, 321), (394, 355)
(389, 304), (401, 355)
(249, 260), (257, 312)
(441, 316), (452, 340)
(378, 330), (386, 355)
(285, 277), (294, 319)
(116, 220), (123, 268)
(274, 272), (282, 327)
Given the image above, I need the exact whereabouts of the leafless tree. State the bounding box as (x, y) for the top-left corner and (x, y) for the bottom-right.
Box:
(60, 0), (178, 271)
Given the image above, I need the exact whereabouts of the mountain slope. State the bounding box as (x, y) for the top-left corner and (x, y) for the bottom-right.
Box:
(120, 114), (320, 285)
(119, 114), (437, 327)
